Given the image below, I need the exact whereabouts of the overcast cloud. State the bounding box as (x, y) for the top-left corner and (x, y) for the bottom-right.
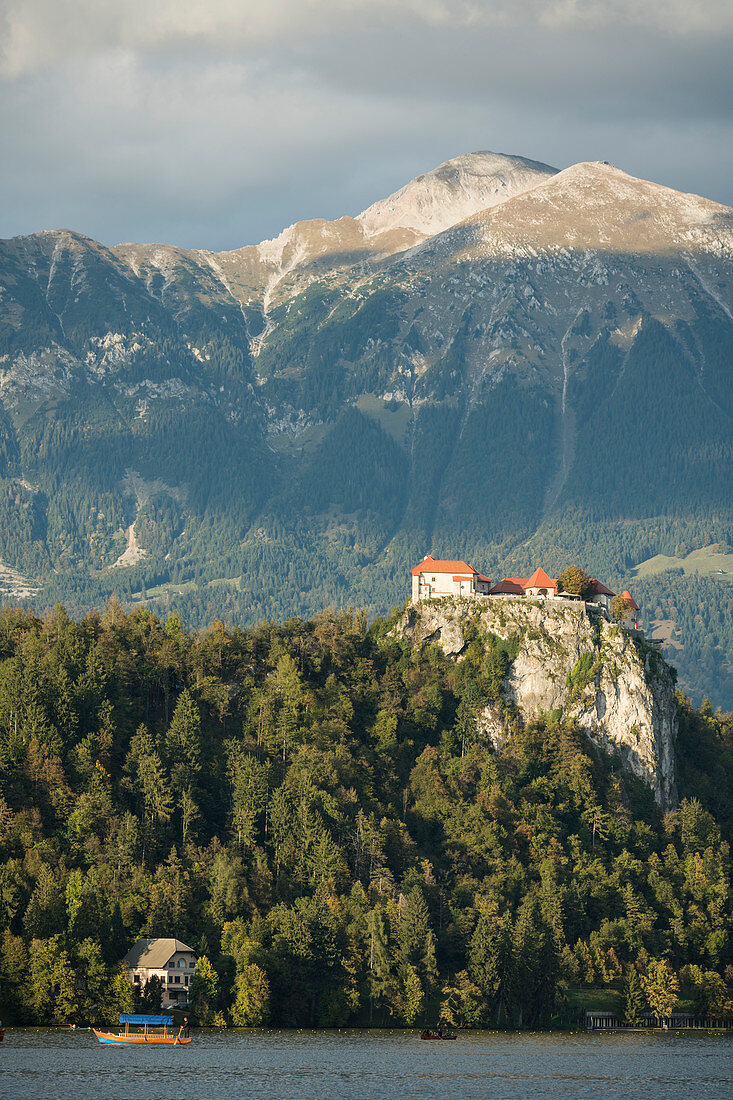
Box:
(1, 0), (731, 249)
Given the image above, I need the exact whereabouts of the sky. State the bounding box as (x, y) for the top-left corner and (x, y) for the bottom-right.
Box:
(1, 0), (731, 251)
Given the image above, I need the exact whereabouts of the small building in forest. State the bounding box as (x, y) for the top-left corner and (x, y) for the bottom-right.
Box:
(124, 937), (197, 1007)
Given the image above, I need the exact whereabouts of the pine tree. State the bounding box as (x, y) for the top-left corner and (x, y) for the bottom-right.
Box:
(622, 966), (645, 1025)
(167, 689), (202, 791)
(469, 904), (514, 1025)
(366, 907), (392, 1024)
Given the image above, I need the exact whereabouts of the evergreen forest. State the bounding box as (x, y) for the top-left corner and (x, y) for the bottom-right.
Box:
(0, 601), (731, 1030)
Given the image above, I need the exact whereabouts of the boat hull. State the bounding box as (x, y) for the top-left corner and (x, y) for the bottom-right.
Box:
(93, 1029), (191, 1045)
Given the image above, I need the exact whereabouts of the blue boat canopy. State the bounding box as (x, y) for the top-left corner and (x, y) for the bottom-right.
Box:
(119, 1013), (173, 1026)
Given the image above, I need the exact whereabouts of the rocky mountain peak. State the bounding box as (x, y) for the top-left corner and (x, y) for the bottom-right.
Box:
(356, 150), (558, 240)
(450, 158), (733, 259)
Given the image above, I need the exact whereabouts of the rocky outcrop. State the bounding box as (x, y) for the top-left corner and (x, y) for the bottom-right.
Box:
(399, 596), (678, 809)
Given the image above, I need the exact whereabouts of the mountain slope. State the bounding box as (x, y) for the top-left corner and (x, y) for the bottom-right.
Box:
(111, 150), (557, 319)
(0, 152), (732, 703)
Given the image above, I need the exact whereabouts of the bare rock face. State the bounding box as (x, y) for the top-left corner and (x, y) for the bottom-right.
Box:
(399, 596), (678, 809)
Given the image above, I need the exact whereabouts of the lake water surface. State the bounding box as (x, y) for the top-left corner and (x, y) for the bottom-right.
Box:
(1, 1027), (731, 1099)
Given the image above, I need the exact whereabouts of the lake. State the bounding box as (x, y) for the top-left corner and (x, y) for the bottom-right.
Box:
(1, 1028), (731, 1099)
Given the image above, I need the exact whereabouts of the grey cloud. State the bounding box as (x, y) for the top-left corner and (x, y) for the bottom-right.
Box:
(3, 0), (732, 76)
(287, 13), (733, 117)
(0, 1), (730, 249)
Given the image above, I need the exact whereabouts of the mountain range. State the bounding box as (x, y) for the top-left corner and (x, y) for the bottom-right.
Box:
(1, 150), (732, 705)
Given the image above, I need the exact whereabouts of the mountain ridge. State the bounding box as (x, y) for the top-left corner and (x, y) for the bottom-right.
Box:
(1, 151), (732, 706)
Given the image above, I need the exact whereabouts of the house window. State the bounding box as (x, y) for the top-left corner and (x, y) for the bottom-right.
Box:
(431, 577), (436, 582)
(174, 975), (180, 983)
(178, 959), (186, 968)
(184, 976), (189, 985)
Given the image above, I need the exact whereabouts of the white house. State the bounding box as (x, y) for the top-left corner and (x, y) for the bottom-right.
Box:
(411, 554), (492, 601)
(124, 937), (197, 1007)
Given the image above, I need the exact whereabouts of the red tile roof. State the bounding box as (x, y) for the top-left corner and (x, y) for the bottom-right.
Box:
(411, 554), (479, 577)
(588, 578), (615, 597)
(621, 590), (639, 610)
(524, 567), (557, 590)
(490, 578), (527, 595)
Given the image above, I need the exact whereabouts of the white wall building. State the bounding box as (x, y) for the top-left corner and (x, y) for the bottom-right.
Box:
(123, 937), (197, 1007)
(411, 555), (492, 601)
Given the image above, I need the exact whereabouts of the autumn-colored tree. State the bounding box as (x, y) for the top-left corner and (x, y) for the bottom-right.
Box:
(641, 959), (680, 1018)
(557, 565), (592, 599)
(610, 594), (634, 622)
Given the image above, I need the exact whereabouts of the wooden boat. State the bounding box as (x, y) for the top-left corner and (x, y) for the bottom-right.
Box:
(420, 1028), (457, 1040)
(93, 1013), (191, 1046)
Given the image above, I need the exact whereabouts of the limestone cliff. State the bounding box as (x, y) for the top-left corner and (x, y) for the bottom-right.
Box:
(399, 596), (678, 810)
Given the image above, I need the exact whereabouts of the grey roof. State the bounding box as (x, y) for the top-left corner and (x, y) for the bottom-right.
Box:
(123, 937), (196, 969)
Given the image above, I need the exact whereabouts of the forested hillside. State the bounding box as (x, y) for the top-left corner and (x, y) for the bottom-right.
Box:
(0, 602), (731, 1028)
(634, 571), (733, 712)
(1, 154), (732, 707)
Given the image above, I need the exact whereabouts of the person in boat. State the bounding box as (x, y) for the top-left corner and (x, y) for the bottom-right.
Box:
(183, 1017), (189, 1038)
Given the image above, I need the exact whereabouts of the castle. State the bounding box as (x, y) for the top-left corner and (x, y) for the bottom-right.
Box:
(410, 555), (639, 627)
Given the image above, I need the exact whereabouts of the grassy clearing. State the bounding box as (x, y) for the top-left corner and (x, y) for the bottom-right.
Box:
(633, 545), (733, 580)
(649, 617), (683, 650)
(132, 580), (198, 599)
(563, 987), (623, 1013)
